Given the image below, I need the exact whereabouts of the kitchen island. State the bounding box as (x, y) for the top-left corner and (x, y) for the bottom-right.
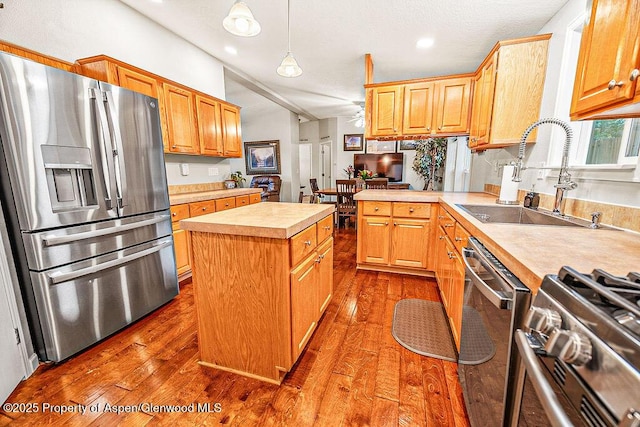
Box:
(180, 202), (335, 384)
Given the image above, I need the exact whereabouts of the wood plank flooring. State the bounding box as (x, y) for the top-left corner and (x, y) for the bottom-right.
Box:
(1, 229), (470, 426)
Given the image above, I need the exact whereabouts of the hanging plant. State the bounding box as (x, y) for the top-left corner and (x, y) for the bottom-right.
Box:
(412, 137), (447, 191)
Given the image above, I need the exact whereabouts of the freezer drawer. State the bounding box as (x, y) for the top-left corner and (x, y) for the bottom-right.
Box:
(22, 211), (172, 271)
(29, 236), (178, 362)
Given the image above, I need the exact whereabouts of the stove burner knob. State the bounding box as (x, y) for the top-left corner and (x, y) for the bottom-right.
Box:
(525, 307), (562, 335)
(544, 329), (593, 366)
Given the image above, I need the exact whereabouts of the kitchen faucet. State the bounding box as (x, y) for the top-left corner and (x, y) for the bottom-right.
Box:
(512, 117), (577, 215)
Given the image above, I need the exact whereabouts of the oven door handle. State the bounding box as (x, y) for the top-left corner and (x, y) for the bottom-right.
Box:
(514, 330), (575, 427)
(462, 247), (512, 309)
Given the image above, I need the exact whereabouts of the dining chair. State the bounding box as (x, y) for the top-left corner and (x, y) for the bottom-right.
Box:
(335, 179), (358, 229)
(365, 178), (389, 189)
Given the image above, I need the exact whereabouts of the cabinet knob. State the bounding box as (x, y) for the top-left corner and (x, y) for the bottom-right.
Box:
(393, 222), (397, 226)
(427, 127), (431, 131)
(384, 222), (389, 226)
(374, 207), (379, 211)
(631, 69), (640, 82)
(447, 251), (456, 259)
(455, 237), (463, 241)
(444, 223), (454, 228)
(225, 203), (229, 207)
(438, 126), (442, 130)
(608, 79), (625, 90)
(172, 145), (177, 149)
(409, 208), (414, 213)
(324, 226), (331, 230)
(439, 235), (445, 240)
(202, 207), (207, 211)
(304, 240), (312, 246)
(172, 212), (176, 217)
(438, 215), (444, 219)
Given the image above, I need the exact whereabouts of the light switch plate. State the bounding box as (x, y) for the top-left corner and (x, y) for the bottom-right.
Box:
(180, 163), (189, 176)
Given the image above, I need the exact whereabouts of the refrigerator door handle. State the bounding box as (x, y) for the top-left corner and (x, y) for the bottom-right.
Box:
(47, 239), (172, 285)
(103, 90), (128, 212)
(42, 215), (168, 247)
(90, 87), (116, 211)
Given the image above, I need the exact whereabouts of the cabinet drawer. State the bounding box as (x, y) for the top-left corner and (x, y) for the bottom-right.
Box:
(438, 207), (456, 239)
(454, 223), (471, 254)
(215, 197), (236, 212)
(361, 201), (391, 216)
(170, 204), (190, 223)
(249, 193), (262, 204)
(235, 195), (250, 207)
(291, 224), (317, 266)
(189, 200), (216, 217)
(317, 214), (334, 243)
(393, 202), (431, 218)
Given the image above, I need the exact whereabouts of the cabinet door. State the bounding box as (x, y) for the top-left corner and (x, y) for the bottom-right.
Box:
(476, 54), (497, 146)
(117, 67), (159, 98)
(369, 85), (403, 137)
(402, 82), (434, 135)
(434, 77), (471, 134)
(468, 71), (484, 148)
(173, 227), (192, 277)
(220, 103), (242, 157)
(317, 238), (333, 315)
(236, 195), (250, 207)
(163, 83), (199, 154)
(357, 216), (391, 264)
(196, 95), (223, 157)
(449, 253), (465, 349)
(571, 0), (639, 116)
(390, 218), (430, 268)
(291, 253), (319, 360)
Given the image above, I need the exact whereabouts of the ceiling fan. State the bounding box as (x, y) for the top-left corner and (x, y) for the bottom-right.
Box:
(347, 103), (365, 128)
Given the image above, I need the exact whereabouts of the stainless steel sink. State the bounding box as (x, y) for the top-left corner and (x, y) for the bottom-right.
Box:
(456, 204), (598, 228)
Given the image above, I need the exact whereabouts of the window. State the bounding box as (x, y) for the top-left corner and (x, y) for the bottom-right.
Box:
(576, 119), (640, 166)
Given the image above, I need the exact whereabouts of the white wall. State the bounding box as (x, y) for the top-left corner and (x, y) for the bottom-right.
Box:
(468, 0), (640, 208)
(0, 0), (232, 186)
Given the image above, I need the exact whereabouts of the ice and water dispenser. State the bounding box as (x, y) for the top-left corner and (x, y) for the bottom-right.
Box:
(41, 145), (98, 212)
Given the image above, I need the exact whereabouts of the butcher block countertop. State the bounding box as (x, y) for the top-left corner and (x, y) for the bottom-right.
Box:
(355, 190), (640, 292)
(180, 202), (335, 239)
(169, 188), (262, 205)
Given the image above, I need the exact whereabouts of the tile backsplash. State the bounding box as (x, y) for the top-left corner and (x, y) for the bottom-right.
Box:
(484, 184), (640, 233)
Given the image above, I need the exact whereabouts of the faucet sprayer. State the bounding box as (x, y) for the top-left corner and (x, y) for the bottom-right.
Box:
(512, 118), (577, 215)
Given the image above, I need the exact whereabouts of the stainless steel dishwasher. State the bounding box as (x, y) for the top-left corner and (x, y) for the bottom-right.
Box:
(459, 237), (532, 427)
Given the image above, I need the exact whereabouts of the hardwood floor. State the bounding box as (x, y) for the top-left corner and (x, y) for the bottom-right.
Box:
(1, 229), (470, 426)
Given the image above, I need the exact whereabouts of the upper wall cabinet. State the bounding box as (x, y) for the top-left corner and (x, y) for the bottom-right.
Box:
(468, 34), (551, 150)
(75, 55), (242, 158)
(570, 0), (640, 120)
(365, 76), (471, 139)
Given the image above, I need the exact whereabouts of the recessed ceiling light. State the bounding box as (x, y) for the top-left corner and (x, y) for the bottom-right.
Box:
(225, 46), (238, 55)
(416, 38), (435, 49)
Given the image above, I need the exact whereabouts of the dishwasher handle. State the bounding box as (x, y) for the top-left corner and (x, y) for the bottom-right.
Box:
(462, 247), (512, 310)
(514, 330), (575, 427)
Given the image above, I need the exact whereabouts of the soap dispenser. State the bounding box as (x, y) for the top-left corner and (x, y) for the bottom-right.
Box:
(524, 185), (539, 209)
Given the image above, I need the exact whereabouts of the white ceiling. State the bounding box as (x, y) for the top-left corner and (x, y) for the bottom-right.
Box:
(119, 0), (570, 121)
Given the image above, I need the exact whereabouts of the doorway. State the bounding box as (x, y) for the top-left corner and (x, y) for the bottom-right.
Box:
(320, 141), (332, 189)
(298, 143), (312, 194)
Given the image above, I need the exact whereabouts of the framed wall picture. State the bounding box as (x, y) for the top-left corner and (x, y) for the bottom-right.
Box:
(399, 140), (418, 150)
(244, 140), (281, 175)
(343, 134), (364, 151)
(365, 140), (397, 154)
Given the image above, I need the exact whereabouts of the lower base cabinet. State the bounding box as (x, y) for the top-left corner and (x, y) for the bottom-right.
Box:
(192, 214), (334, 384)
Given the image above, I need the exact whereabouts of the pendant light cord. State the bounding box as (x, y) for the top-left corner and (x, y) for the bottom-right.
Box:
(287, 0), (291, 53)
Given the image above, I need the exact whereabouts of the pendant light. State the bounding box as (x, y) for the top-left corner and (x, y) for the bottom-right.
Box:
(223, 1), (261, 37)
(277, 0), (302, 77)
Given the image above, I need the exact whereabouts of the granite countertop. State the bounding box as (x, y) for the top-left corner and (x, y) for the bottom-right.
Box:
(180, 202), (335, 239)
(169, 188), (262, 205)
(355, 190), (640, 292)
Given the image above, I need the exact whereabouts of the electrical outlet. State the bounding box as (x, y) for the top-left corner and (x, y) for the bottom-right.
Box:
(537, 161), (545, 180)
(208, 167), (219, 176)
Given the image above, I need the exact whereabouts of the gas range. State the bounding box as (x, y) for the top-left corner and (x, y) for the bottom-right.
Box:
(522, 266), (640, 426)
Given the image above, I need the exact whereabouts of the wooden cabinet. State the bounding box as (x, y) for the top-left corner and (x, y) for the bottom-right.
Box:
(189, 212), (334, 384)
(434, 205), (469, 349)
(357, 201), (434, 274)
(220, 103), (242, 157)
(195, 95), (223, 156)
(434, 77), (472, 134)
(402, 82), (435, 135)
(75, 55), (243, 158)
(236, 195), (250, 207)
(249, 193), (262, 204)
(469, 34), (551, 150)
(189, 200), (216, 217)
(215, 197), (236, 212)
(367, 85), (403, 137)
(367, 77), (471, 139)
(163, 82), (199, 154)
(570, 0), (640, 120)
(170, 204), (192, 278)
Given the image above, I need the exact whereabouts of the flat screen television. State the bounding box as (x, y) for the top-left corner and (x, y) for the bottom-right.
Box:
(354, 153), (404, 182)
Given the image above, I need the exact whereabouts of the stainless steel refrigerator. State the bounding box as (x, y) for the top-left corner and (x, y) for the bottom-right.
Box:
(0, 51), (179, 362)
